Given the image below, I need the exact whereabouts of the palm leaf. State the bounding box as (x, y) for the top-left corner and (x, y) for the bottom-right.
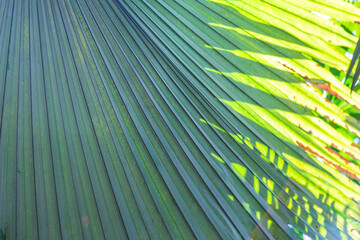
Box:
(1, 0), (360, 239)
(346, 37), (360, 92)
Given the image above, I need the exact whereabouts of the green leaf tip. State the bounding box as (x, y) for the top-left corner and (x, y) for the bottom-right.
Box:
(346, 36), (360, 92)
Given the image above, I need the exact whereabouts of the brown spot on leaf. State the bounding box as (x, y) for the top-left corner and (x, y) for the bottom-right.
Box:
(345, 150), (359, 161)
(277, 61), (310, 81)
(296, 141), (360, 180)
(296, 141), (318, 156)
(330, 143), (339, 149)
(310, 82), (344, 101)
(323, 157), (360, 180)
(325, 146), (352, 164)
(353, 105), (360, 112)
(351, 143), (360, 151)
(278, 61), (295, 73)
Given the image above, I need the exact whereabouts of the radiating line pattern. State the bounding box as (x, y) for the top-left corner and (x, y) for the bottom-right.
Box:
(1, 0), (360, 239)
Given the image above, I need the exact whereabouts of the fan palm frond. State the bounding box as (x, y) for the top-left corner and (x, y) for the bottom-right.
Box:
(1, 0), (360, 239)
